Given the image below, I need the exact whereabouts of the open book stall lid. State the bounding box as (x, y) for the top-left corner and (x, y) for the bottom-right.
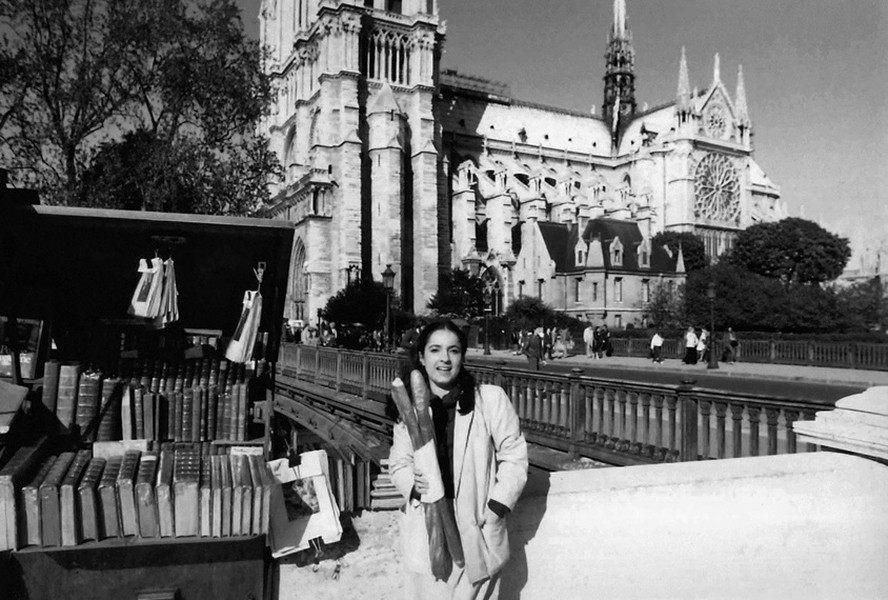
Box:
(0, 204), (295, 361)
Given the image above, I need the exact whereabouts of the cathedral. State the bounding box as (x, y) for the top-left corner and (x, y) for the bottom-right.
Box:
(259, 0), (786, 328)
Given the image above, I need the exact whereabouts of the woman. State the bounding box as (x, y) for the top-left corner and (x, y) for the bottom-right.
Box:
(683, 326), (699, 364)
(389, 320), (529, 599)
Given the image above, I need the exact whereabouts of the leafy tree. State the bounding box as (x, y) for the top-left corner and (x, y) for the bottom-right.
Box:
(0, 0), (276, 212)
(502, 297), (552, 332)
(426, 269), (487, 320)
(651, 231), (708, 272)
(725, 218), (851, 285)
(321, 279), (398, 330)
(643, 280), (685, 329)
(835, 277), (888, 332)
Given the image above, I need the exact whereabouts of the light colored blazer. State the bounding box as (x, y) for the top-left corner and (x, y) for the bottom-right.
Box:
(389, 383), (529, 583)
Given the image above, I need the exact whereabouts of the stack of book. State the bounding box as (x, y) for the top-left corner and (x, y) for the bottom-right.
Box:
(0, 443), (271, 550)
(38, 356), (254, 444)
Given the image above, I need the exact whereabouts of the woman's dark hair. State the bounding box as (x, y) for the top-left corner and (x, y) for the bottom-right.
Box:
(386, 319), (476, 419)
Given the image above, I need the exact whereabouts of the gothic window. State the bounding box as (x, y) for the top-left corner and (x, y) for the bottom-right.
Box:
(592, 282), (598, 302)
(637, 239), (650, 268)
(574, 278), (581, 303)
(614, 277), (623, 303)
(642, 279), (650, 303)
(694, 153), (741, 224)
(537, 279), (544, 298)
(705, 104), (727, 138)
(610, 237), (623, 266)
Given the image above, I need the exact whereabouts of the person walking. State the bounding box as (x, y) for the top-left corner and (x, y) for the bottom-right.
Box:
(598, 324), (612, 358)
(389, 320), (529, 599)
(683, 326), (698, 365)
(697, 328), (709, 364)
(722, 327), (739, 363)
(521, 326), (545, 370)
(650, 329), (664, 363)
(583, 323), (595, 358)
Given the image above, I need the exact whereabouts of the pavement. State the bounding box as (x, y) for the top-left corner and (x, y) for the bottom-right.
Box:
(464, 347), (888, 388)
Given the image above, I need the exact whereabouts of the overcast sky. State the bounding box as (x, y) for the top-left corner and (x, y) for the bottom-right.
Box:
(237, 0), (888, 263)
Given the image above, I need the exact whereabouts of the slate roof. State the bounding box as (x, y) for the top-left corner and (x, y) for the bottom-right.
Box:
(531, 218), (679, 274)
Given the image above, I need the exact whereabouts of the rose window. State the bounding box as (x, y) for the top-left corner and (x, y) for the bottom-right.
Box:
(694, 153), (740, 223)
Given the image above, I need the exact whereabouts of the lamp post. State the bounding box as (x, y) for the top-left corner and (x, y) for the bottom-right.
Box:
(382, 264), (395, 350)
(483, 285), (493, 355)
(706, 282), (719, 370)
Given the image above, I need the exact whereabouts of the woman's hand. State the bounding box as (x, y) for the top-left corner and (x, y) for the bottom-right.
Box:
(413, 469), (430, 495)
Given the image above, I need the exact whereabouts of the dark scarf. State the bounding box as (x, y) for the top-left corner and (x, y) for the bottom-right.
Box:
(429, 381), (474, 499)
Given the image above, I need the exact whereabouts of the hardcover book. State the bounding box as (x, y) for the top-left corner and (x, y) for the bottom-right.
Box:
(117, 449), (141, 537)
(75, 371), (102, 442)
(41, 359), (61, 413)
(19, 457), (56, 548)
(121, 385), (133, 441)
(78, 457), (106, 542)
(135, 452), (159, 538)
(173, 447), (200, 537)
(55, 363), (82, 429)
(97, 377), (122, 442)
(199, 455), (212, 537)
(0, 436), (51, 551)
(210, 455), (223, 537)
(60, 450), (92, 546)
(219, 454), (232, 537)
(98, 454), (123, 539)
(155, 449), (175, 538)
(39, 451), (75, 547)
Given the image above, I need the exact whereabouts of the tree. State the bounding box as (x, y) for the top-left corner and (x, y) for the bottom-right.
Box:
(0, 0), (277, 212)
(651, 231), (708, 272)
(321, 279), (397, 330)
(725, 218), (851, 285)
(835, 277), (888, 332)
(644, 281), (685, 329)
(426, 269), (487, 320)
(502, 297), (552, 332)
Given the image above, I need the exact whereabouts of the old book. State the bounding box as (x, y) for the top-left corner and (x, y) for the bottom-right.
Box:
(191, 386), (202, 443)
(135, 452), (159, 538)
(210, 456), (223, 537)
(78, 457), (106, 542)
(55, 362), (82, 429)
(92, 439), (149, 460)
(98, 455), (123, 539)
(139, 360), (152, 391)
(172, 391), (183, 442)
(75, 371), (102, 442)
(156, 392), (169, 442)
(199, 455), (212, 537)
(41, 359), (60, 413)
(144, 391), (155, 441)
(219, 454), (232, 537)
(39, 451), (75, 547)
(246, 454), (263, 536)
(229, 454), (250, 536)
(133, 386), (145, 439)
(60, 450), (91, 546)
(121, 384), (133, 441)
(181, 387), (194, 443)
(233, 383), (246, 442)
(117, 449), (141, 536)
(156, 449), (175, 538)
(0, 437), (50, 550)
(19, 457), (55, 548)
(97, 377), (122, 442)
(239, 455), (253, 536)
(217, 391), (230, 441)
(173, 447), (200, 537)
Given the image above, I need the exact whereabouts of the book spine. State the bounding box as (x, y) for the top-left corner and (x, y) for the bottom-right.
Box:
(199, 456), (212, 537)
(133, 386), (145, 439)
(120, 385), (133, 441)
(78, 457), (106, 542)
(60, 450), (92, 546)
(155, 449), (175, 538)
(191, 386), (202, 443)
(236, 382), (248, 442)
(144, 392), (155, 441)
(135, 453), (159, 538)
(116, 449), (141, 537)
(173, 391), (183, 443)
(19, 458), (56, 548)
(172, 448), (200, 537)
(56, 363), (82, 429)
(206, 385), (218, 443)
(181, 388), (194, 443)
(39, 452), (76, 547)
(41, 359), (61, 413)
(210, 455), (222, 538)
(219, 454), (232, 537)
(97, 377), (122, 442)
(217, 391), (230, 441)
(75, 372), (102, 442)
(0, 436), (51, 550)
(97, 455), (123, 539)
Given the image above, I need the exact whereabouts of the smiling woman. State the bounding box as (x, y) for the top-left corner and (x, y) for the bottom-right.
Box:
(388, 319), (528, 599)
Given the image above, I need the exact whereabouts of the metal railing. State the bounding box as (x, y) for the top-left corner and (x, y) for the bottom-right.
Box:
(608, 338), (888, 370)
(277, 344), (834, 466)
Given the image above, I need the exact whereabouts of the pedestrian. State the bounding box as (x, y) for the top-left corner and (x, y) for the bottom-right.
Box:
(697, 328), (709, 363)
(650, 329), (664, 363)
(388, 319), (529, 599)
(520, 326), (545, 370)
(583, 323), (595, 357)
(551, 332), (567, 359)
(722, 327), (739, 363)
(599, 324), (612, 358)
(682, 326), (698, 364)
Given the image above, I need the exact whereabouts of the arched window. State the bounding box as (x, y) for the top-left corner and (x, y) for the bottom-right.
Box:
(291, 239), (307, 320)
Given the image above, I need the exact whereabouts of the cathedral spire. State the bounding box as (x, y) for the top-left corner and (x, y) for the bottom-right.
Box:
(603, 0), (636, 132)
(735, 64), (749, 124)
(676, 46), (690, 115)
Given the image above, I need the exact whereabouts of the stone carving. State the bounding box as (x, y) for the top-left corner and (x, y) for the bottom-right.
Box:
(694, 153), (740, 223)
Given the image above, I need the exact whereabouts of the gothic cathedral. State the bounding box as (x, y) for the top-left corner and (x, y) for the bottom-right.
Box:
(260, 0), (785, 328)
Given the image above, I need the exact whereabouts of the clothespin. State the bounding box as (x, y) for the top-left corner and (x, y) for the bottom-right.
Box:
(254, 261), (266, 290)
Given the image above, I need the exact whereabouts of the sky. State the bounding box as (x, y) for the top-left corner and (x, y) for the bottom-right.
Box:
(236, 0), (888, 266)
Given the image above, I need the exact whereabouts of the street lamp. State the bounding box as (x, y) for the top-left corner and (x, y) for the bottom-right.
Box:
(382, 264), (395, 350)
(706, 282), (719, 370)
(482, 284), (493, 355)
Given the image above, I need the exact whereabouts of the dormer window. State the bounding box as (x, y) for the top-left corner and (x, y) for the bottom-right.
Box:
(610, 236), (624, 266)
(637, 239), (650, 268)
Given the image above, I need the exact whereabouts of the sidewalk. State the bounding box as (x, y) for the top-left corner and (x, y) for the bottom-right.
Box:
(465, 347), (888, 387)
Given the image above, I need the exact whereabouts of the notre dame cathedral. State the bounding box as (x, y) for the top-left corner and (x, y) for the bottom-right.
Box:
(260, 0), (786, 328)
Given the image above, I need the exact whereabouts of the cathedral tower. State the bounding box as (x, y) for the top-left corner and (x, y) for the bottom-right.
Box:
(603, 0), (636, 135)
(261, 0), (446, 319)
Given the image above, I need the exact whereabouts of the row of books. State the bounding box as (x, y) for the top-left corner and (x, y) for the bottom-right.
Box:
(0, 440), (271, 551)
(39, 357), (255, 443)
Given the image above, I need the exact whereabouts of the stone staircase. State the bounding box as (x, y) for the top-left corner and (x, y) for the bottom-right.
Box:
(369, 458), (405, 511)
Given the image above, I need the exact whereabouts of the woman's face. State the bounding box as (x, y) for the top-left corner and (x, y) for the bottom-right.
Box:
(419, 328), (464, 394)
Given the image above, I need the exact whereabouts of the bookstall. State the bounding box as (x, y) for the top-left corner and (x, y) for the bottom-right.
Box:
(0, 200), (294, 600)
